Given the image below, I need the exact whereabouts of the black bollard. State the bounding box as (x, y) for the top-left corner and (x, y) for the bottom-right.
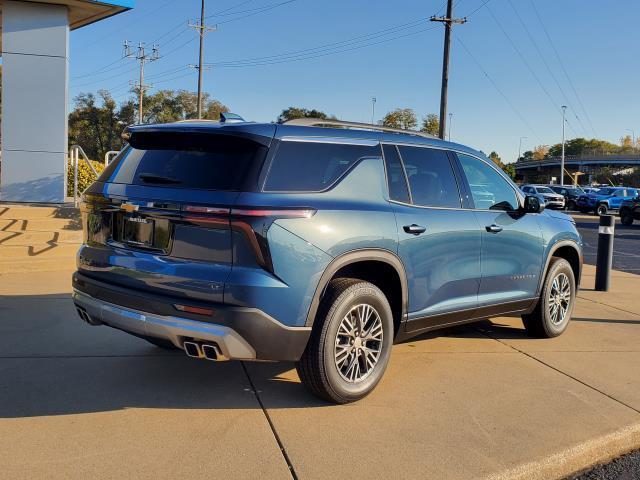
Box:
(595, 215), (615, 291)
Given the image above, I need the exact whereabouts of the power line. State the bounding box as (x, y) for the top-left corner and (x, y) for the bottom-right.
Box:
(463, 0), (492, 18)
(529, 0), (598, 138)
(484, 3), (579, 137)
(506, 0), (589, 137)
(456, 34), (542, 144)
(124, 41), (161, 123)
(207, 0), (297, 23)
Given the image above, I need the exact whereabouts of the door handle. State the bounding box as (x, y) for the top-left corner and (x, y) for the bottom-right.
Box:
(403, 224), (427, 235)
(485, 224), (503, 233)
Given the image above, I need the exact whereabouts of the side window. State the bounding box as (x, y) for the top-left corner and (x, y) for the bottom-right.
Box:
(614, 190), (625, 197)
(382, 144), (410, 203)
(522, 186), (531, 193)
(457, 153), (520, 211)
(397, 146), (461, 208)
(264, 141), (381, 192)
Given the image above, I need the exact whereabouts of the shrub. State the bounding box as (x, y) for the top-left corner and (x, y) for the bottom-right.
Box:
(67, 158), (105, 197)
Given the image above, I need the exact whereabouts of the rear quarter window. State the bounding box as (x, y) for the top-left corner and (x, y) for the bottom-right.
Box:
(263, 140), (382, 192)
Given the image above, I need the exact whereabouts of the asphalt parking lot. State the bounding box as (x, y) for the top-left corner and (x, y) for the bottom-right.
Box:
(571, 213), (640, 275)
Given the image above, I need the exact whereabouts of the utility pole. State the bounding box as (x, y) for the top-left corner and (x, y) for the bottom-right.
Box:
(431, 0), (466, 140)
(371, 97), (377, 125)
(561, 105), (567, 185)
(626, 128), (635, 150)
(518, 136), (527, 161)
(124, 41), (160, 124)
(448, 112), (453, 141)
(189, 0), (216, 119)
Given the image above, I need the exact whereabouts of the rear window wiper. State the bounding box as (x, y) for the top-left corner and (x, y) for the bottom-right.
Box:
(138, 173), (182, 185)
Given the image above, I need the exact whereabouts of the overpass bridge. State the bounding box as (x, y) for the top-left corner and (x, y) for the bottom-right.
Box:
(514, 153), (640, 184)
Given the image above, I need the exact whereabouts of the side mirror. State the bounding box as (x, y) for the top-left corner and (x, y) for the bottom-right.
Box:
(523, 195), (545, 214)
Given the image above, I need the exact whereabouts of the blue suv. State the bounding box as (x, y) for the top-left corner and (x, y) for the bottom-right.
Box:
(576, 186), (639, 215)
(73, 117), (583, 403)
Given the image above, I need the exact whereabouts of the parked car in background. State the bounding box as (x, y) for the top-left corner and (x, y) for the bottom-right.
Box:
(619, 195), (640, 226)
(548, 185), (585, 211)
(521, 185), (565, 209)
(73, 117), (583, 403)
(582, 187), (600, 195)
(576, 187), (639, 215)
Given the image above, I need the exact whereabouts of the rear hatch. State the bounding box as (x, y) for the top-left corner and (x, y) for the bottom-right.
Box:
(78, 123), (275, 304)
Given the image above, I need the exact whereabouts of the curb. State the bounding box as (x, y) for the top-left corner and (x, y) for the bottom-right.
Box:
(482, 423), (640, 480)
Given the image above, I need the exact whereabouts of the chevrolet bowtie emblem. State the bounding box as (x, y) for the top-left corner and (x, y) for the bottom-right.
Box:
(120, 203), (139, 213)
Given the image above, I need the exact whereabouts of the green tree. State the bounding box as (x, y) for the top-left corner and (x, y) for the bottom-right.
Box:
(420, 114), (439, 136)
(547, 138), (618, 157)
(68, 90), (126, 161)
(382, 108), (418, 130)
(139, 90), (229, 124)
(276, 107), (332, 123)
(489, 151), (504, 169)
(502, 163), (516, 180)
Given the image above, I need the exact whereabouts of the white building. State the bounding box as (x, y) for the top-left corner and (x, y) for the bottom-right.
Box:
(0, 0), (133, 202)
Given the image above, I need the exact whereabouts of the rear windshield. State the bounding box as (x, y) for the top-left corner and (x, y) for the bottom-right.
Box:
(99, 133), (267, 191)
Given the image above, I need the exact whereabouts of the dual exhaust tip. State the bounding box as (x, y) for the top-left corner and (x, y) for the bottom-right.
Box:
(76, 306), (102, 326)
(183, 341), (227, 361)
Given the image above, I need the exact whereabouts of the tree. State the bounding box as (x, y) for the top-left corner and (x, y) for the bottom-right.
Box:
(489, 151), (504, 169)
(547, 138), (618, 157)
(68, 90), (125, 161)
(140, 89), (229, 124)
(276, 107), (332, 123)
(532, 145), (549, 160)
(382, 108), (417, 130)
(421, 114), (439, 136)
(620, 135), (634, 149)
(502, 163), (516, 180)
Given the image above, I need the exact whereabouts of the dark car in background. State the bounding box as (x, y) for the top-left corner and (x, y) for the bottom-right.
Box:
(619, 196), (640, 226)
(72, 117), (583, 403)
(549, 185), (585, 211)
(521, 185), (565, 209)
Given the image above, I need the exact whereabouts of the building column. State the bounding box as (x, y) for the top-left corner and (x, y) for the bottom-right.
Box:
(1, 0), (69, 203)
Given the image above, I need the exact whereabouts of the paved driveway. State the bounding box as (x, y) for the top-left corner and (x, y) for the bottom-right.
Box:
(1, 267), (639, 480)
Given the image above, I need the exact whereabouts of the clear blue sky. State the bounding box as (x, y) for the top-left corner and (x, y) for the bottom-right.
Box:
(69, 0), (639, 163)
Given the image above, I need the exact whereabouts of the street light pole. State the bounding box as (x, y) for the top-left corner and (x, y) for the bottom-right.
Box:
(560, 105), (567, 186)
(518, 136), (527, 162)
(371, 97), (376, 125)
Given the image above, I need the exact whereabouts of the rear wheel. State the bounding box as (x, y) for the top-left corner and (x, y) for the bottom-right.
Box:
(597, 203), (609, 216)
(296, 278), (393, 404)
(522, 257), (576, 338)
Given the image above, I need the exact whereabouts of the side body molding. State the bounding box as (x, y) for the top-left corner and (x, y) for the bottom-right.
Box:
(304, 249), (409, 330)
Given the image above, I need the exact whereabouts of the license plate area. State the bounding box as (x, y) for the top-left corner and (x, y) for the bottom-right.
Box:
(114, 213), (172, 253)
(123, 215), (154, 247)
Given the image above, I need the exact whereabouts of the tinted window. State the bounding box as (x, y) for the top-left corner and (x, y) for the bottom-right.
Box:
(100, 135), (266, 190)
(598, 188), (614, 195)
(264, 141), (381, 192)
(397, 146), (461, 208)
(522, 186), (532, 193)
(382, 144), (410, 203)
(537, 186), (554, 194)
(458, 154), (519, 211)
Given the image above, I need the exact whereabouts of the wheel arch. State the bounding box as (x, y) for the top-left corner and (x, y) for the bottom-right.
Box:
(305, 249), (408, 337)
(537, 240), (583, 296)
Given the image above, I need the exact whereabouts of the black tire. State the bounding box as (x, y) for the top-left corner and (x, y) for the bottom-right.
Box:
(620, 210), (634, 226)
(296, 278), (394, 404)
(567, 200), (576, 211)
(597, 203), (609, 216)
(522, 257), (576, 338)
(145, 337), (179, 350)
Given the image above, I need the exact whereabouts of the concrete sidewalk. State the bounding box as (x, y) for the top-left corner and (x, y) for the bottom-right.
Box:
(0, 265), (639, 479)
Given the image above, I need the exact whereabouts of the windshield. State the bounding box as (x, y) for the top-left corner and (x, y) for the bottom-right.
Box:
(597, 188), (614, 196)
(536, 187), (554, 194)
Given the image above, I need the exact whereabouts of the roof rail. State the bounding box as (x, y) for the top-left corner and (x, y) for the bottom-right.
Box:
(283, 118), (437, 139)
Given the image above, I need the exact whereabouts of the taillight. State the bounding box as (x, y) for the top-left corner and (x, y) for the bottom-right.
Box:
(231, 208), (315, 218)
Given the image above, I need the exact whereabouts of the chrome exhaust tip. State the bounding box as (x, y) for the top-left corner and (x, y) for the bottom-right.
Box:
(76, 306), (101, 326)
(201, 344), (220, 361)
(183, 341), (202, 358)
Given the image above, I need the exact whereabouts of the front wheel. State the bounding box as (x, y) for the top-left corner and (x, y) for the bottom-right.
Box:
(620, 211), (634, 226)
(597, 203), (609, 216)
(296, 279), (394, 404)
(522, 257), (576, 338)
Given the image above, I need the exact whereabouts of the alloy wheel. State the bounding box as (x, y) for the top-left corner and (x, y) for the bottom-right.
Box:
(548, 273), (571, 326)
(334, 304), (384, 383)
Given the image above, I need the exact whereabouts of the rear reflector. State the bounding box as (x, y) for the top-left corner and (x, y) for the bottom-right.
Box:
(174, 304), (214, 316)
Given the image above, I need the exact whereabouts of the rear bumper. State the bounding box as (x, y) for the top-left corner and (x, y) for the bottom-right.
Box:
(72, 272), (312, 362)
